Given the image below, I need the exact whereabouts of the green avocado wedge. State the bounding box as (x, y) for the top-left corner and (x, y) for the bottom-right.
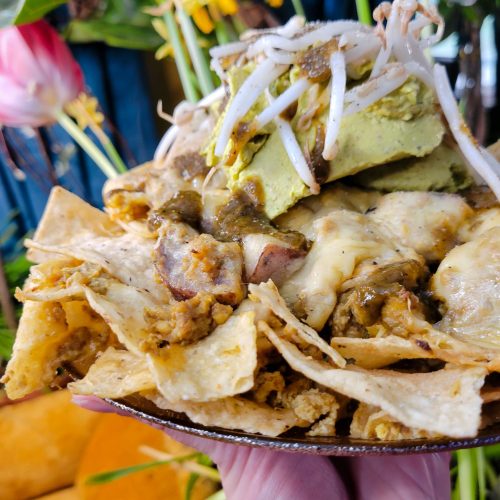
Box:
(353, 143), (473, 193)
(229, 109), (444, 219)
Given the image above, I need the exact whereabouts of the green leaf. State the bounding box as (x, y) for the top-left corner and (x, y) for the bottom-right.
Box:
(14, 0), (67, 26)
(64, 0), (161, 50)
(66, 19), (162, 50)
(4, 253), (31, 293)
(184, 473), (199, 500)
(0, 329), (15, 361)
(197, 453), (214, 467)
(86, 453), (202, 485)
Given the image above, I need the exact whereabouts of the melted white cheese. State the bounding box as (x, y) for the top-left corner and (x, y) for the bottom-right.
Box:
(432, 226), (500, 349)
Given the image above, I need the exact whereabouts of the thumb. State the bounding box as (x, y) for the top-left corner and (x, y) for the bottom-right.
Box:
(348, 452), (451, 500)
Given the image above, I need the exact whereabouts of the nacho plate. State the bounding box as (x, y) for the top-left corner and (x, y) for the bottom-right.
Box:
(104, 395), (500, 456)
(3, 1), (500, 452)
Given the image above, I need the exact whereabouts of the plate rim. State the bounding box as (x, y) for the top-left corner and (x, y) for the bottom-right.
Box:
(106, 397), (500, 456)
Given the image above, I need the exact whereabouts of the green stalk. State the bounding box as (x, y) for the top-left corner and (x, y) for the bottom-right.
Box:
(214, 19), (231, 45)
(97, 134), (127, 174)
(474, 448), (486, 500)
(457, 449), (477, 500)
(483, 444), (500, 459)
(176, 5), (214, 97)
(484, 459), (497, 489)
(290, 0), (306, 19)
(86, 453), (201, 485)
(162, 8), (200, 102)
(184, 473), (199, 500)
(231, 16), (247, 36)
(355, 0), (372, 26)
(56, 112), (118, 179)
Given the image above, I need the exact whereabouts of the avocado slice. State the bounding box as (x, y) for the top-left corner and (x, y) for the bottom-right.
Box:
(230, 110), (444, 219)
(325, 111), (444, 182)
(228, 130), (309, 220)
(353, 143), (473, 192)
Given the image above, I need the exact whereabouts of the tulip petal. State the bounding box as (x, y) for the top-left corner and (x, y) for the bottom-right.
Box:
(0, 20), (84, 127)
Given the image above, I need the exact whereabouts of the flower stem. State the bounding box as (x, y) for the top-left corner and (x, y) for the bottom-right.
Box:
(291, 0), (306, 19)
(355, 0), (372, 26)
(457, 449), (477, 500)
(232, 15), (247, 36)
(175, 5), (214, 97)
(162, 7), (200, 102)
(484, 459), (497, 489)
(92, 127), (128, 174)
(474, 448), (486, 500)
(214, 19), (231, 44)
(56, 111), (118, 179)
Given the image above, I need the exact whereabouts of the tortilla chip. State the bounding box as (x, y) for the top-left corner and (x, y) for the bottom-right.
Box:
(26, 231), (169, 301)
(69, 348), (156, 398)
(249, 281), (346, 368)
(1, 301), (70, 398)
(83, 282), (162, 356)
(331, 336), (434, 369)
(380, 304), (500, 370)
(148, 392), (297, 437)
(148, 311), (257, 403)
(2, 299), (113, 399)
(17, 259), (98, 303)
(261, 322), (487, 437)
(27, 187), (121, 264)
(350, 403), (439, 440)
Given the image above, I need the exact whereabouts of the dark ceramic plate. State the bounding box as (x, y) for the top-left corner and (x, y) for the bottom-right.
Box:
(106, 394), (500, 456)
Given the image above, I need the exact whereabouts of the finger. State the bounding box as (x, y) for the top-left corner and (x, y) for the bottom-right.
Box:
(166, 429), (349, 500)
(72, 395), (168, 430)
(349, 452), (451, 500)
(72, 395), (118, 413)
(72, 397), (349, 500)
(73, 396), (349, 499)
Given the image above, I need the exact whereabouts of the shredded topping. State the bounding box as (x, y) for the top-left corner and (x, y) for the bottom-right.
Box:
(157, 1), (499, 200)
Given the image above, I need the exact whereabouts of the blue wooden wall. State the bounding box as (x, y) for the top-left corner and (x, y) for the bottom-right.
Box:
(0, 44), (158, 258)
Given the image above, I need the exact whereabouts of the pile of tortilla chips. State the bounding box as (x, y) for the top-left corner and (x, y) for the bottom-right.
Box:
(2, 13), (500, 440)
(1, 162), (498, 440)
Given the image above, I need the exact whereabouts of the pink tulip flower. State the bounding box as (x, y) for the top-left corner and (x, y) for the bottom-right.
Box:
(0, 20), (84, 127)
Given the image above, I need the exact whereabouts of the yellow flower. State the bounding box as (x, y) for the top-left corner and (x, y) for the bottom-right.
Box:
(191, 6), (214, 34)
(151, 18), (174, 59)
(266, 0), (284, 7)
(181, 0), (238, 33)
(65, 93), (104, 130)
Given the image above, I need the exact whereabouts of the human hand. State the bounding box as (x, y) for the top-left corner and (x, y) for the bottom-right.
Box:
(74, 396), (451, 500)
